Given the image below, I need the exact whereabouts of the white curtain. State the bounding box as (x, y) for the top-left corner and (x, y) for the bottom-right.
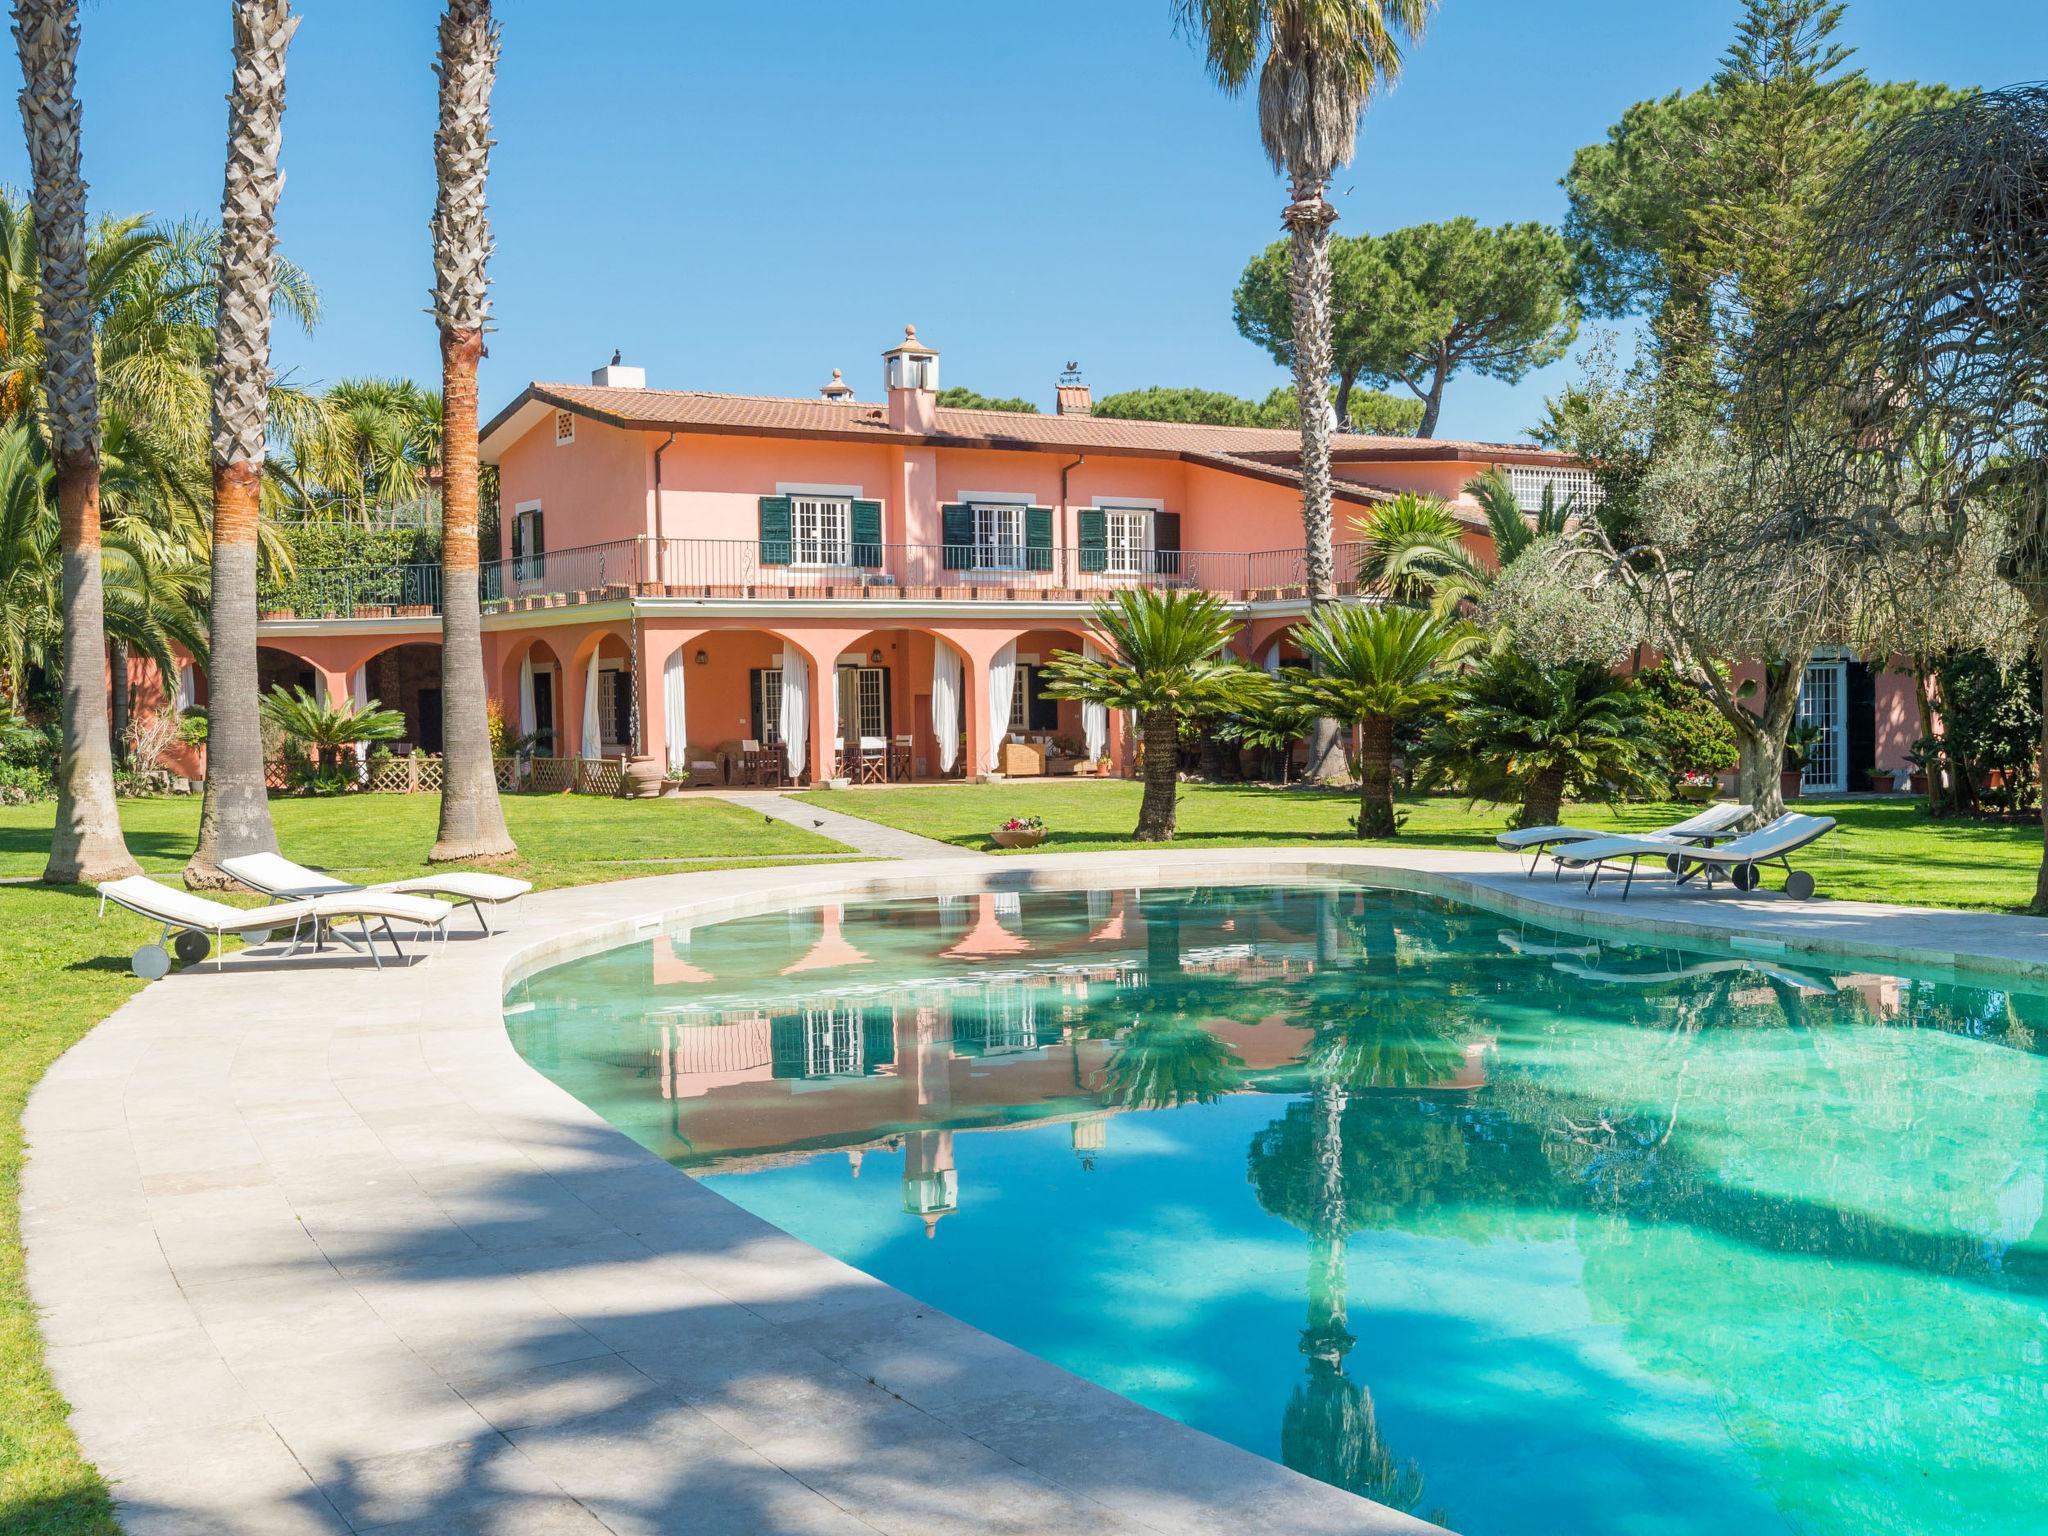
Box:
(780, 648), (808, 778)
(175, 662), (196, 711)
(580, 657), (602, 758)
(1263, 642), (1281, 676)
(932, 641), (962, 774)
(986, 642), (1017, 771)
(662, 649), (688, 774)
(351, 666), (371, 783)
(518, 654), (537, 741)
(1081, 640), (1108, 761)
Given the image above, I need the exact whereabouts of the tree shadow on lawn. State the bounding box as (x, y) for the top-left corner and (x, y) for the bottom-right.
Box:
(0, 820), (195, 870)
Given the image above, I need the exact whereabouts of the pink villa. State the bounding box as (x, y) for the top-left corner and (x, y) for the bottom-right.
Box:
(158, 325), (1917, 792)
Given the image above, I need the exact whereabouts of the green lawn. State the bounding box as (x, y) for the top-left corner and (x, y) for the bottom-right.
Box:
(795, 779), (2048, 913)
(0, 792), (847, 1536)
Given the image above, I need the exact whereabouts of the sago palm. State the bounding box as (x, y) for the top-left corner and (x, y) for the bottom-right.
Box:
(260, 684), (404, 779)
(1417, 651), (1664, 830)
(430, 0), (514, 861)
(14, 0), (139, 880)
(187, 0), (296, 888)
(1176, 0), (1435, 784)
(1041, 587), (1255, 841)
(1284, 602), (1471, 837)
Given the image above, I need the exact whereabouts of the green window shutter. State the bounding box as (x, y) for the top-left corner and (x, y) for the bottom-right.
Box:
(1153, 511), (1181, 577)
(850, 499), (883, 568)
(940, 503), (974, 571)
(530, 509), (545, 579)
(1025, 506), (1053, 572)
(1029, 665), (1060, 729)
(758, 496), (792, 566)
(1077, 508), (1107, 573)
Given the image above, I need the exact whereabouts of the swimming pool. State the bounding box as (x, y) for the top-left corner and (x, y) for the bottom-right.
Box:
(504, 882), (2048, 1536)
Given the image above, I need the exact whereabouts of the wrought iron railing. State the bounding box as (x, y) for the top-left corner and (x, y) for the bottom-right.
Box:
(258, 539), (1376, 619)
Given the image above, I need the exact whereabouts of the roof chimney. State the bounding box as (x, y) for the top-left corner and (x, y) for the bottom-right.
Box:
(1055, 361), (1091, 417)
(882, 325), (939, 432)
(819, 367), (856, 404)
(591, 351), (645, 389)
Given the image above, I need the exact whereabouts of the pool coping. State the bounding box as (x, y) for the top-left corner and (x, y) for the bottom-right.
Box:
(25, 846), (2048, 1535)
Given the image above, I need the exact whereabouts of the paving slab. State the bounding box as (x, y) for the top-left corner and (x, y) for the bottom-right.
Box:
(25, 844), (2048, 1534)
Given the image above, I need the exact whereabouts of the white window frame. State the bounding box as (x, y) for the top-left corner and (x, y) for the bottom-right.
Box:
(801, 1004), (865, 1078)
(972, 502), (1027, 571)
(1103, 507), (1155, 575)
(789, 494), (853, 568)
(553, 409), (575, 447)
(1009, 670), (1030, 733)
(759, 666), (784, 746)
(596, 658), (629, 755)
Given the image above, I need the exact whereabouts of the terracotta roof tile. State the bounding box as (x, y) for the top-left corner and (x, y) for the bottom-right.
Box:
(508, 382), (1571, 467)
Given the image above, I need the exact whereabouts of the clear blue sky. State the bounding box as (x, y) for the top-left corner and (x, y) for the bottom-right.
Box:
(25, 1), (2048, 443)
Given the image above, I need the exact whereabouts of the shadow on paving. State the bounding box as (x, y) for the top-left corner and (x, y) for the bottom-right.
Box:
(101, 1118), (1417, 1536)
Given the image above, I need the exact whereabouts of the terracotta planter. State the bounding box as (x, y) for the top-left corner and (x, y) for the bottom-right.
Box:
(1867, 770), (1897, 794)
(991, 827), (1046, 849)
(622, 755), (665, 799)
(1910, 771), (1928, 793)
(1781, 769), (1804, 800)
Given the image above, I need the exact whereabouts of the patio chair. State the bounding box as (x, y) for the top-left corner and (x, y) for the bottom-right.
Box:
(1554, 812), (1839, 900)
(97, 875), (454, 978)
(1497, 801), (1752, 877)
(221, 852), (532, 935)
(857, 735), (888, 784)
(740, 738), (787, 788)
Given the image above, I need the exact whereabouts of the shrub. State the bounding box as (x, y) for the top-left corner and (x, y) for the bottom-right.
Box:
(1634, 663), (1738, 787)
(0, 758), (51, 803)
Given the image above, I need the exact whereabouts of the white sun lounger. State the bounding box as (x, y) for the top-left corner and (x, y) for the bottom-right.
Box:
(1554, 812), (1839, 900)
(97, 875), (455, 978)
(1497, 802), (1752, 875)
(221, 852), (531, 934)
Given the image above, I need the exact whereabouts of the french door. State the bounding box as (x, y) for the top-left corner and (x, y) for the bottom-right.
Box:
(1797, 660), (1846, 794)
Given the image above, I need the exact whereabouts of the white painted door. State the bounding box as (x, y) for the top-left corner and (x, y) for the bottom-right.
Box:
(1798, 661), (1847, 794)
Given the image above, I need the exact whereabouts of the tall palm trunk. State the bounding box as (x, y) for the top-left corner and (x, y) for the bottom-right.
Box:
(430, 0), (512, 862)
(1136, 706), (1180, 841)
(1285, 178), (1349, 785)
(1355, 715), (1395, 838)
(185, 0), (295, 889)
(17, 0), (139, 884)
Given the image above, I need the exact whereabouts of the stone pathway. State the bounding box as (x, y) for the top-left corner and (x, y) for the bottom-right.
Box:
(715, 789), (987, 861)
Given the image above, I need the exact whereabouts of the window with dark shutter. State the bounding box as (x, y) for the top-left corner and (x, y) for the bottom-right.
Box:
(940, 503), (974, 571)
(1153, 511), (1181, 577)
(850, 499), (883, 568)
(1076, 508), (1107, 573)
(1025, 506), (1053, 572)
(758, 496), (793, 566)
(1029, 666), (1059, 729)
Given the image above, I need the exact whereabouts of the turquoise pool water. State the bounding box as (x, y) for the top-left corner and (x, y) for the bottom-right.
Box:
(504, 884), (2048, 1536)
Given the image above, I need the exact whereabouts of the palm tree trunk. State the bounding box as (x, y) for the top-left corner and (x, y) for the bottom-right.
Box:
(186, 0), (296, 889)
(110, 636), (128, 761)
(1285, 178), (1349, 786)
(17, 0), (139, 884)
(429, 0), (513, 862)
(1519, 762), (1567, 831)
(1355, 715), (1396, 838)
(1134, 707), (1180, 841)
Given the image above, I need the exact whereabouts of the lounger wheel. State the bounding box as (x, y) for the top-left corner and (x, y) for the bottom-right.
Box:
(1664, 852), (1685, 875)
(1784, 870), (1816, 900)
(241, 928), (273, 949)
(173, 930), (211, 964)
(1732, 863), (1761, 892)
(131, 943), (171, 980)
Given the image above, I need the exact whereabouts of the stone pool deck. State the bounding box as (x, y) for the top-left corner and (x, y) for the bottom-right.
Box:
(24, 847), (2048, 1535)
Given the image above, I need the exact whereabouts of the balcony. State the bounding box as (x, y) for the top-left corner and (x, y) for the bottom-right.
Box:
(253, 538), (1378, 622)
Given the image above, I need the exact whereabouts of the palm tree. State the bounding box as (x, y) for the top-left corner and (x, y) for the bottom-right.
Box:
(1284, 603), (1471, 837)
(14, 0), (140, 881)
(1353, 491), (1475, 607)
(1042, 588), (1255, 841)
(185, 0), (297, 888)
(286, 376), (441, 512)
(1176, 0), (1435, 785)
(260, 683), (403, 781)
(1418, 650), (1665, 830)
(429, 0), (513, 862)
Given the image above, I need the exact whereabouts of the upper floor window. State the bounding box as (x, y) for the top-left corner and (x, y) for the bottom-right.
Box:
(973, 503), (1026, 570)
(791, 495), (852, 566)
(1507, 465), (1601, 515)
(511, 502), (546, 580)
(1103, 508), (1153, 574)
(553, 409), (575, 446)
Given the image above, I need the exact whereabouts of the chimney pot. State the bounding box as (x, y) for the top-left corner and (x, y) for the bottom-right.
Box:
(819, 367), (856, 403)
(1055, 363), (1091, 417)
(591, 356), (646, 389)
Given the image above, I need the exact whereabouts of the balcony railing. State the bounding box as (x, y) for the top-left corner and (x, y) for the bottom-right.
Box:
(256, 539), (1378, 621)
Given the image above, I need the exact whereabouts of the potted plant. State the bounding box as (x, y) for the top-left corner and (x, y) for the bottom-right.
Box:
(1867, 767), (1897, 793)
(1675, 769), (1721, 804)
(991, 814), (1047, 849)
(1782, 724), (1821, 801)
